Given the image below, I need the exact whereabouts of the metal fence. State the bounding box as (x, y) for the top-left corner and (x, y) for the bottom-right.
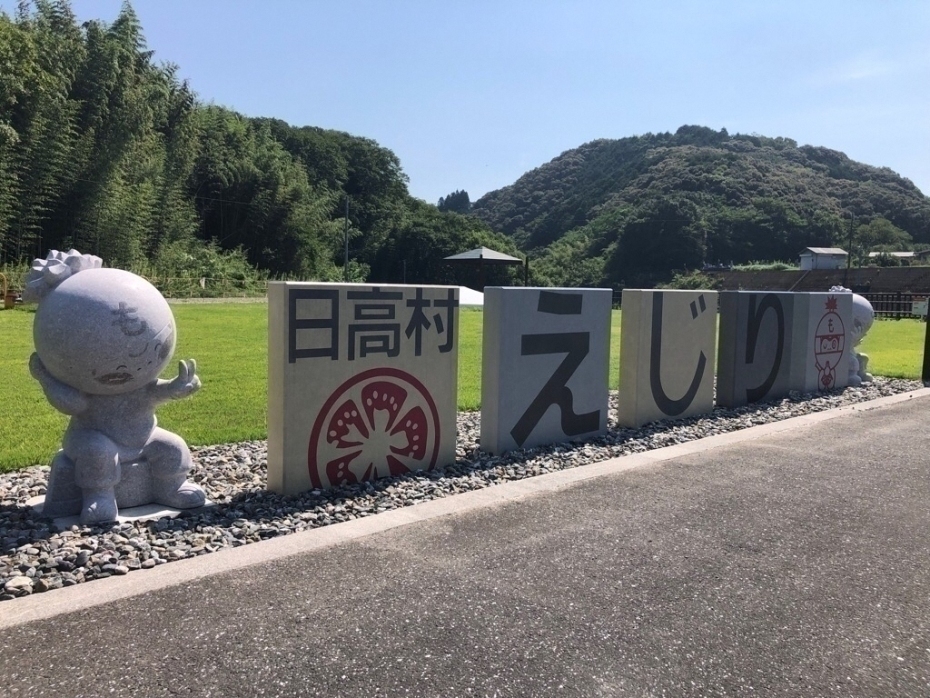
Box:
(610, 290), (927, 319)
(862, 292), (927, 320)
(141, 276), (269, 299)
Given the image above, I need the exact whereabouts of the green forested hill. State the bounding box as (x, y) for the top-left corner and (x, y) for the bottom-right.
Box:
(0, 1), (519, 290)
(471, 126), (930, 288)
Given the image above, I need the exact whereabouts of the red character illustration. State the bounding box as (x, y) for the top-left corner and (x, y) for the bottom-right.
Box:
(813, 296), (845, 390)
(307, 368), (441, 488)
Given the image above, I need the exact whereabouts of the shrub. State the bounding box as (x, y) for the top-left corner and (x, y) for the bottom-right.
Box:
(731, 260), (799, 271)
(657, 270), (722, 290)
(132, 240), (270, 297)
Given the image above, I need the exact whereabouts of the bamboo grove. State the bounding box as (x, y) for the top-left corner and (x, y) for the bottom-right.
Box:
(0, 1), (518, 288)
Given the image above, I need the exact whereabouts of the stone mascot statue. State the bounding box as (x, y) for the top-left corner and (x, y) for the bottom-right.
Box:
(829, 285), (874, 386)
(25, 250), (206, 525)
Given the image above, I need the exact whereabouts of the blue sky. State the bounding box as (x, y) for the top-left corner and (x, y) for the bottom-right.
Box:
(7, 0), (930, 203)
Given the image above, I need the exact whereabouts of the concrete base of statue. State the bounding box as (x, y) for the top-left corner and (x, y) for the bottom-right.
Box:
(28, 493), (214, 529)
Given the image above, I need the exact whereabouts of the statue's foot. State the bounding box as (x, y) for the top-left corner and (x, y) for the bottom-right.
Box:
(80, 489), (118, 525)
(153, 480), (206, 509)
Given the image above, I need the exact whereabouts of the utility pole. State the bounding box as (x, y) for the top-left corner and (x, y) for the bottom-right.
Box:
(844, 213), (855, 286)
(343, 195), (349, 283)
(923, 306), (930, 382)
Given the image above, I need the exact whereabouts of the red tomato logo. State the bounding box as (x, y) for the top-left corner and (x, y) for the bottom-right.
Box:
(308, 368), (441, 488)
(813, 297), (845, 390)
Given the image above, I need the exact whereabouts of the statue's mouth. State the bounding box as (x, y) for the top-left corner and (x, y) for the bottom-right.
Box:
(96, 371), (134, 385)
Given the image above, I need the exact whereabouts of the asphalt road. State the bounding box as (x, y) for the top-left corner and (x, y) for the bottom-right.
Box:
(2, 395), (929, 697)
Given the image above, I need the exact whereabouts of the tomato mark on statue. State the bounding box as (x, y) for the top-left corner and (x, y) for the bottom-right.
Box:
(814, 296), (845, 391)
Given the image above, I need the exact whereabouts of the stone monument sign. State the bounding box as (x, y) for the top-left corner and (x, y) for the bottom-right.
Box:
(24, 249), (205, 525)
(268, 282), (459, 494)
(480, 287), (611, 454)
(717, 291), (802, 407)
(795, 292), (853, 393)
(617, 289), (718, 428)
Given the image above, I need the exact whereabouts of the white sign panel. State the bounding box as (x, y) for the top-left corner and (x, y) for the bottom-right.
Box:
(794, 292), (852, 393)
(480, 287), (611, 454)
(268, 283), (459, 494)
(617, 289), (718, 428)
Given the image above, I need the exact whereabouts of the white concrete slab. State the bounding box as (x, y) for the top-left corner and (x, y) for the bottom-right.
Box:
(717, 291), (802, 407)
(480, 287), (611, 454)
(27, 495), (215, 528)
(617, 289), (718, 428)
(268, 282), (459, 494)
(457, 286), (484, 306)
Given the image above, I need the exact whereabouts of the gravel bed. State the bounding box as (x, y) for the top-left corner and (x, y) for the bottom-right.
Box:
(0, 378), (922, 601)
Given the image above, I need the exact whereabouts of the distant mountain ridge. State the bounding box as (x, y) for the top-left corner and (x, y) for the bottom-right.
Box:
(469, 126), (930, 288)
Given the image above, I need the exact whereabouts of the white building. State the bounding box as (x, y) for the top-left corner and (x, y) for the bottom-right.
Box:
(799, 247), (848, 270)
(867, 251), (915, 262)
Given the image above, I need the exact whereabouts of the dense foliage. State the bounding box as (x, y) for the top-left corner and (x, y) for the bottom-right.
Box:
(472, 126), (930, 288)
(0, 1), (518, 290)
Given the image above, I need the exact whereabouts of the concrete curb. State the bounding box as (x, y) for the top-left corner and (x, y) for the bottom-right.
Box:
(3, 387), (928, 629)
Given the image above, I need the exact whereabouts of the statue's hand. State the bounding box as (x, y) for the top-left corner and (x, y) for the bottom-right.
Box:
(170, 359), (201, 398)
(28, 352), (46, 381)
(29, 351), (88, 415)
(29, 352), (54, 385)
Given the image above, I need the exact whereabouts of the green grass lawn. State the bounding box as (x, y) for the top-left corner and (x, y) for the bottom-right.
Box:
(858, 318), (927, 379)
(0, 303), (270, 471)
(1, 307), (64, 470)
(0, 304), (920, 471)
(457, 308), (483, 410)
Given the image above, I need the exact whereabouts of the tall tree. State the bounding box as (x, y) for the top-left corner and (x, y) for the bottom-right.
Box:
(2, 0), (83, 260)
(190, 108), (336, 277)
(437, 189), (470, 214)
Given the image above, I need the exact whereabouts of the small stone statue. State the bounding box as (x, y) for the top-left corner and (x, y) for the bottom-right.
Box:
(24, 250), (205, 524)
(829, 285), (874, 386)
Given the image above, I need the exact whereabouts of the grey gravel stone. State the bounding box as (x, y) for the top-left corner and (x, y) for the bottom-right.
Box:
(4, 575), (33, 594)
(0, 378), (922, 599)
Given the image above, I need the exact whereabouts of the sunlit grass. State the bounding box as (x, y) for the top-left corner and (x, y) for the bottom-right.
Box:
(858, 318), (926, 379)
(0, 306), (65, 471)
(158, 302), (269, 446)
(0, 302), (269, 472)
(457, 308), (483, 411)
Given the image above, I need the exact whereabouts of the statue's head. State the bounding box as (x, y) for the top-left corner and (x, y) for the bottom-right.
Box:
(850, 293), (874, 346)
(829, 285), (874, 348)
(27, 250), (176, 395)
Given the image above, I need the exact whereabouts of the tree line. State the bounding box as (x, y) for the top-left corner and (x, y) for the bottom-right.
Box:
(0, 1), (520, 290)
